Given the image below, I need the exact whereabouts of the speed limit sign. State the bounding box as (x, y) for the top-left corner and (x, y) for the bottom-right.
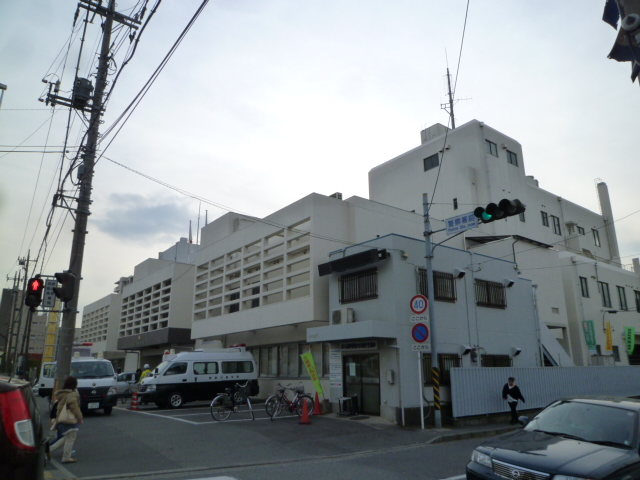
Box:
(410, 295), (428, 315)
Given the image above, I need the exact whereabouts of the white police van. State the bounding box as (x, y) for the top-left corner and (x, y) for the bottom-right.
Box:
(137, 346), (259, 409)
(37, 353), (119, 415)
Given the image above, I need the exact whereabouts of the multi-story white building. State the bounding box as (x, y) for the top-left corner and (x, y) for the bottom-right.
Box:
(81, 237), (197, 371)
(369, 119), (640, 366)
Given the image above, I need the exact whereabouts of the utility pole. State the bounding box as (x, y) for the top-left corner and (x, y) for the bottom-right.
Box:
(423, 194), (442, 429)
(55, 0), (139, 387)
(1, 272), (20, 373)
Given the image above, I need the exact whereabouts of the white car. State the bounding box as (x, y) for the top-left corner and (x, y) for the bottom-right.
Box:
(114, 372), (139, 399)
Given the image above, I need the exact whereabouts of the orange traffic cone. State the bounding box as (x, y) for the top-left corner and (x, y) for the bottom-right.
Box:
(299, 397), (311, 425)
(312, 392), (324, 415)
(129, 392), (139, 411)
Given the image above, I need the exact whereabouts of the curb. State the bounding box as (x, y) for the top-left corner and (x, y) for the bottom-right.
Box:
(428, 426), (518, 444)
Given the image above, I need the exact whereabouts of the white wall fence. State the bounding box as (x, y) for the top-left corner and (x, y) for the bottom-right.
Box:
(450, 367), (640, 418)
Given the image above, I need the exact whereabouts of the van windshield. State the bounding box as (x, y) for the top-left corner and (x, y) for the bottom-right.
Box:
(70, 361), (114, 379)
(154, 361), (171, 376)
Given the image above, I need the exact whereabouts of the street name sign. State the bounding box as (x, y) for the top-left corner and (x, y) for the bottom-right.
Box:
(445, 212), (479, 236)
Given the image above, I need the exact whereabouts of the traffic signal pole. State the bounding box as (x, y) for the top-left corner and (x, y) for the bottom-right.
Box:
(55, 0), (116, 387)
(423, 194), (442, 429)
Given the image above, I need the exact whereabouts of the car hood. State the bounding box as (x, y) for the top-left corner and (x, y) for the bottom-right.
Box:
(483, 429), (631, 475)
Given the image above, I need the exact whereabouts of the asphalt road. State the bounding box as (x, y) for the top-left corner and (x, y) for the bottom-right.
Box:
(39, 395), (479, 480)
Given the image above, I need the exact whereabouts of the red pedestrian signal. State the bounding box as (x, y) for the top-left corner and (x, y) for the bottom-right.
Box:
(25, 276), (44, 309)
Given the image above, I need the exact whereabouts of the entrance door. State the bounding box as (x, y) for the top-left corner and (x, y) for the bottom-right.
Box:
(343, 353), (380, 415)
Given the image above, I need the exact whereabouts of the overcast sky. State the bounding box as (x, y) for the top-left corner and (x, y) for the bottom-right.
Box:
(1, 1), (639, 322)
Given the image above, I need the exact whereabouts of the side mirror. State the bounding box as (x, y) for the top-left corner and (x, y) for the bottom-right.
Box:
(517, 415), (529, 426)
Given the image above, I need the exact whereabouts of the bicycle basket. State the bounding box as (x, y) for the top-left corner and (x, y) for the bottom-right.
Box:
(295, 385), (305, 394)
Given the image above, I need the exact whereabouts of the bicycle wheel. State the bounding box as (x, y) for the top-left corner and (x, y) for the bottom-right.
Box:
(270, 397), (284, 419)
(294, 395), (314, 417)
(233, 388), (246, 405)
(264, 395), (279, 417)
(210, 395), (232, 421)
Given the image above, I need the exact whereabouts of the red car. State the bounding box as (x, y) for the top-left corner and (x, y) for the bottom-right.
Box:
(0, 376), (47, 480)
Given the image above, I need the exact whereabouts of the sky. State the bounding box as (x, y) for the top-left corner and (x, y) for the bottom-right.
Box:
(1, 0), (639, 323)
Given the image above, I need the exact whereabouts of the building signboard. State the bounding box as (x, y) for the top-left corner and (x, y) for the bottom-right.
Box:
(329, 349), (343, 389)
(625, 327), (636, 355)
(582, 320), (596, 351)
(445, 212), (479, 236)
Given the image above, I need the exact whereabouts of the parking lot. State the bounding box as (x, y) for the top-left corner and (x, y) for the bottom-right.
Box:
(117, 398), (282, 425)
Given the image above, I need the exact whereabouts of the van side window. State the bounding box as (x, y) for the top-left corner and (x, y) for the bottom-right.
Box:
(164, 362), (188, 376)
(43, 364), (55, 378)
(221, 361), (253, 374)
(193, 362), (218, 375)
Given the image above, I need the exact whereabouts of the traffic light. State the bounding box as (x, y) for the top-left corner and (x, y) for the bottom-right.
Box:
(53, 272), (76, 303)
(25, 276), (44, 309)
(474, 199), (526, 224)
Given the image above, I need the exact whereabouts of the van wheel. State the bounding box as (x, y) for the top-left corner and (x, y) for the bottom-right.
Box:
(168, 392), (184, 409)
(104, 407), (113, 415)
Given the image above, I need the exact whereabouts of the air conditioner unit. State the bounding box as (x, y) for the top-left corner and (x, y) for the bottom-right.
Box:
(331, 308), (354, 325)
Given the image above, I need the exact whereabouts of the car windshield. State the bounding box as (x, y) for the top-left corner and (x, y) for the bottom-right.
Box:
(524, 400), (637, 449)
(69, 361), (115, 379)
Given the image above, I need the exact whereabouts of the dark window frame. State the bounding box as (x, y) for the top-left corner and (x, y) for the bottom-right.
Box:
(417, 269), (457, 302)
(593, 229), (601, 247)
(577, 226), (585, 235)
(579, 276), (589, 298)
(507, 150), (518, 166)
(485, 140), (498, 157)
(551, 215), (561, 235)
(340, 268), (378, 304)
(481, 355), (512, 367)
(599, 281), (612, 308)
(423, 353), (461, 386)
(423, 153), (440, 172)
(635, 290), (640, 313)
(475, 279), (507, 309)
(541, 211), (549, 227)
(617, 286), (628, 310)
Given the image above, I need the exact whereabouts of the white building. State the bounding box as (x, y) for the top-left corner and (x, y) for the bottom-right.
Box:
(81, 237), (197, 371)
(369, 119), (640, 366)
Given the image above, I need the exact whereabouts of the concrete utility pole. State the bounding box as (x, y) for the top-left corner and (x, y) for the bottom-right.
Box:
(55, 0), (140, 386)
(423, 194), (442, 429)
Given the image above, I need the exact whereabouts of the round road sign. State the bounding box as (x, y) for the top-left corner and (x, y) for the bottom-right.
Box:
(412, 323), (430, 343)
(410, 295), (429, 315)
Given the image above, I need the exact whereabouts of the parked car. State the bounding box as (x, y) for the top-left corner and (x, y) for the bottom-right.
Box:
(467, 397), (640, 480)
(0, 376), (47, 480)
(114, 372), (138, 398)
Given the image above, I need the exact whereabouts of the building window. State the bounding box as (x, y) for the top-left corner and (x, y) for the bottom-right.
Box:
(635, 291), (640, 313)
(519, 212), (525, 222)
(507, 150), (518, 166)
(482, 355), (512, 367)
(577, 226), (585, 235)
(551, 215), (561, 235)
(485, 140), (498, 157)
(593, 229), (601, 247)
(541, 211), (549, 227)
(279, 343), (299, 377)
(340, 268), (378, 303)
(418, 269), (457, 302)
(259, 346), (278, 376)
(599, 281), (612, 308)
(618, 286), (628, 310)
(423, 153), (439, 172)
(423, 353), (460, 386)
(475, 279), (507, 309)
(453, 198), (458, 210)
(579, 277), (589, 298)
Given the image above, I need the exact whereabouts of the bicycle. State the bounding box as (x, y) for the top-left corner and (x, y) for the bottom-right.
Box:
(210, 381), (254, 421)
(422, 389), (433, 420)
(265, 383), (314, 420)
(119, 383), (138, 404)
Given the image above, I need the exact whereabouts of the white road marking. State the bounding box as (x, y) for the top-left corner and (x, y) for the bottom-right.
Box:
(439, 475), (466, 480)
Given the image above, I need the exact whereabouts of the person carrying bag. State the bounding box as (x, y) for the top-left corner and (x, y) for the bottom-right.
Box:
(49, 376), (84, 464)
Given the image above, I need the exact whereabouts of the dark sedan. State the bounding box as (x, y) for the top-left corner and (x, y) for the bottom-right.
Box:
(467, 397), (640, 480)
(0, 376), (47, 480)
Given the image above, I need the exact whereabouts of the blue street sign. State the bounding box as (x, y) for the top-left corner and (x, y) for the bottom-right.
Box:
(445, 212), (479, 236)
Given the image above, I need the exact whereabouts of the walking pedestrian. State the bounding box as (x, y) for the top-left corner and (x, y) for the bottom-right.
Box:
(49, 376), (84, 463)
(502, 376), (525, 425)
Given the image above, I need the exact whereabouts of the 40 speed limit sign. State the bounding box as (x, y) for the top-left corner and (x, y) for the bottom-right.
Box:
(409, 294), (428, 315)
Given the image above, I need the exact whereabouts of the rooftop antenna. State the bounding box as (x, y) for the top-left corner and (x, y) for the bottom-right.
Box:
(441, 67), (456, 129)
(196, 201), (201, 245)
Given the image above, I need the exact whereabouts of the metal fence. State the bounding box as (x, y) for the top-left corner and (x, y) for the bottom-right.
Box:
(450, 366), (640, 418)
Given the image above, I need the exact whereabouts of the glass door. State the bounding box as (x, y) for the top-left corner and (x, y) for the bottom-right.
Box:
(343, 353), (380, 415)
